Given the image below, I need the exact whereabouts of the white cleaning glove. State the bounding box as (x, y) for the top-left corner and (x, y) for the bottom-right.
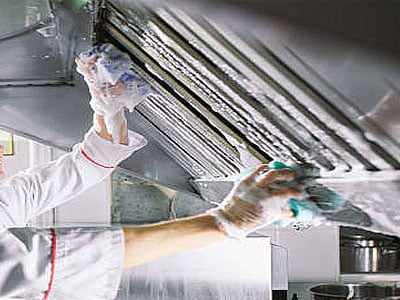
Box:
(76, 43), (151, 143)
(208, 164), (301, 239)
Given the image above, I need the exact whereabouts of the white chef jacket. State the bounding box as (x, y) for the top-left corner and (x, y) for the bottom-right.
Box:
(0, 128), (147, 300)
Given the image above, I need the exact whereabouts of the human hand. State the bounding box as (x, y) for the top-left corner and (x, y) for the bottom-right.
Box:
(208, 164), (301, 238)
(76, 44), (151, 144)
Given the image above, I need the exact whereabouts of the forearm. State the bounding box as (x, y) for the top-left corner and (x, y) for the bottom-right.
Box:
(94, 113), (128, 145)
(122, 214), (227, 268)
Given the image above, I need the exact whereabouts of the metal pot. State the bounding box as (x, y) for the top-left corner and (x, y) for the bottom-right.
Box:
(340, 227), (400, 273)
(310, 284), (399, 300)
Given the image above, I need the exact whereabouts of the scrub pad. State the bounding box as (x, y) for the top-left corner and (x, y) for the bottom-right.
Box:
(268, 161), (372, 229)
(76, 43), (152, 142)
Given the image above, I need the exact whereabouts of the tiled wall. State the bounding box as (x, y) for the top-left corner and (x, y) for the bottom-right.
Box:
(111, 171), (214, 225)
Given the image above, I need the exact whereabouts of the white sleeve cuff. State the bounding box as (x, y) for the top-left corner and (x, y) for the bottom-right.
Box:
(80, 127), (147, 168)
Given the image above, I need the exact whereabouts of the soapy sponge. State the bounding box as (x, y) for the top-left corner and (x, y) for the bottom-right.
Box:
(76, 43), (152, 142)
(267, 161), (345, 228)
(233, 161), (350, 229)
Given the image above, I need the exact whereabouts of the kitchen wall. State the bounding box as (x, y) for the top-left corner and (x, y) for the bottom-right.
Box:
(2, 132), (111, 227)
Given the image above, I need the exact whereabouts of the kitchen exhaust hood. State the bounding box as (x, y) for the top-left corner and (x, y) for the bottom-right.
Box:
(103, 1), (400, 174)
(0, 0), (399, 234)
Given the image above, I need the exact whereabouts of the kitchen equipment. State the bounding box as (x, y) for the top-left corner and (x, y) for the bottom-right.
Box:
(340, 227), (400, 273)
(117, 237), (272, 300)
(310, 284), (400, 300)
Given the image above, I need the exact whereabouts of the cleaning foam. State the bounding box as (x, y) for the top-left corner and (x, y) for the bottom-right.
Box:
(267, 161), (373, 230)
(76, 43), (152, 142)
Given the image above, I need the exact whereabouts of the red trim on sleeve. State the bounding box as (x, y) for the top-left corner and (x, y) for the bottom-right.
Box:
(44, 228), (57, 300)
(80, 148), (116, 169)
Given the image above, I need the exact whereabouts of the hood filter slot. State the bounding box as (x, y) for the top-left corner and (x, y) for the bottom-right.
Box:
(104, 2), (400, 178)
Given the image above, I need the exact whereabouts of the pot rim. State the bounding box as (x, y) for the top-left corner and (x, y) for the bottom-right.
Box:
(310, 283), (394, 298)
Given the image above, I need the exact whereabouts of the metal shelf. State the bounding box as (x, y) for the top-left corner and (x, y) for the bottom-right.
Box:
(341, 273), (400, 282)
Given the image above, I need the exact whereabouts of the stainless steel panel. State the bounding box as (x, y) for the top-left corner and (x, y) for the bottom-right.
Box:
(0, 0), (52, 40)
(319, 171), (400, 237)
(0, 0), (197, 192)
(272, 244), (288, 291)
(0, 83), (196, 192)
(0, 0), (81, 85)
(117, 237), (272, 300)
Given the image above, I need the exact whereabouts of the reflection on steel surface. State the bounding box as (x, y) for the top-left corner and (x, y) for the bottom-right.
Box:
(117, 238), (272, 300)
(105, 2), (400, 177)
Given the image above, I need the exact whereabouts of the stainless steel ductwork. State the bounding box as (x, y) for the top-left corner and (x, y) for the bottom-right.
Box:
(0, 0), (399, 234)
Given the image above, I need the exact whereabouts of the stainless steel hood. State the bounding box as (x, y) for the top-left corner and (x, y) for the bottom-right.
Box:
(0, 0), (399, 223)
(0, 0), (194, 192)
(104, 1), (400, 173)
